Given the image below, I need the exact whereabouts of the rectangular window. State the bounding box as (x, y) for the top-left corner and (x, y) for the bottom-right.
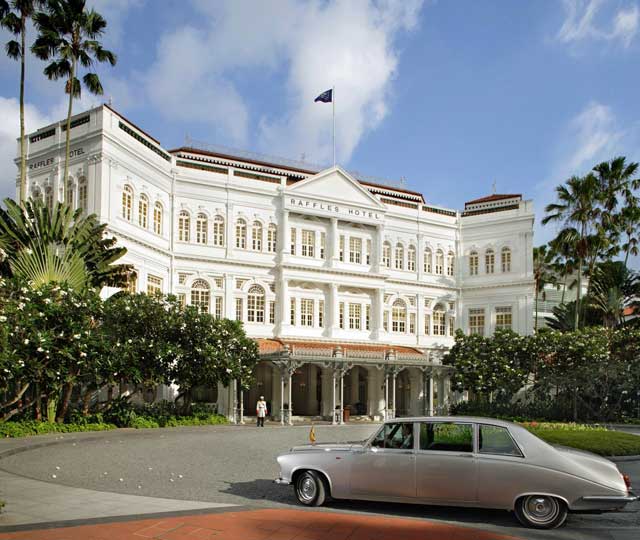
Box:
(269, 301), (275, 324)
(266, 226), (276, 252)
(383, 311), (388, 331)
(235, 298), (243, 321)
(409, 312), (416, 334)
(433, 311), (446, 336)
(486, 251), (495, 274)
(339, 235), (345, 262)
(290, 298), (296, 325)
(424, 314), (431, 335)
(213, 218), (225, 246)
(349, 237), (362, 264)
(382, 244), (391, 268)
(469, 253), (478, 275)
(469, 308), (485, 336)
(395, 246), (404, 270)
(79, 182), (88, 213)
(147, 275), (163, 295)
(252, 225), (262, 251)
(408, 249), (416, 271)
(495, 306), (512, 330)
(449, 316), (455, 336)
(365, 304), (371, 330)
(196, 218), (207, 244)
(479, 425), (522, 456)
(371, 422), (414, 449)
(320, 232), (326, 259)
(290, 227), (296, 255)
(420, 422), (473, 453)
(339, 302), (345, 329)
(349, 303), (361, 330)
(366, 239), (371, 265)
(301, 230), (315, 257)
(300, 298), (314, 326)
(215, 296), (223, 319)
(318, 299), (324, 328)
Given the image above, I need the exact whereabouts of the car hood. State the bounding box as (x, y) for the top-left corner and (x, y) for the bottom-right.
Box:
(554, 445), (626, 492)
(288, 442), (364, 453)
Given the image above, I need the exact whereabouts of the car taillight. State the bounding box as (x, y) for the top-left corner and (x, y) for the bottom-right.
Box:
(622, 474), (632, 491)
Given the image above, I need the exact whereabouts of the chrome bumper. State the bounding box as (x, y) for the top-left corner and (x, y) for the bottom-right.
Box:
(274, 477), (290, 485)
(582, 492), (638, 504)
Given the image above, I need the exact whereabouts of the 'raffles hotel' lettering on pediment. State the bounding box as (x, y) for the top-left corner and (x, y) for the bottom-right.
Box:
(288, 197), (383, 221)
(29, 147), (85, 171)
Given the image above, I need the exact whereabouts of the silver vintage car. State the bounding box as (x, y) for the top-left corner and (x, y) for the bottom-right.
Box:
(275, 417), (638, 529)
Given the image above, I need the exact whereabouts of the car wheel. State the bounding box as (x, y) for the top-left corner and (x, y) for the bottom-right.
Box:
(294, 470), (326, 507)
(515, 495), (568, 529)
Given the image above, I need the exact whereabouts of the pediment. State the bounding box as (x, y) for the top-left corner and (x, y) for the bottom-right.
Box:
(289, 167), (385, 209)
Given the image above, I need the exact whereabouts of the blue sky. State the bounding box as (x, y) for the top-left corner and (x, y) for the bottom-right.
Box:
(0, 0), (638, 266)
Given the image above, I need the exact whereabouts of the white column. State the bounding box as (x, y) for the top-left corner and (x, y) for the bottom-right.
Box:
(339, 371), (345, 425)
(279, 208), (290, 258)
(417, 233), (425, 280)
(278, 277), (288, 335)
(372, 288), (384, 340)
(331, 369), (337, 425)
(330, 217), (339, 266)
(307, 365), (318, 416)
(328, 283), (339, 337)
(225, 201), (234, 258)
(224, 273), (234, 320)
(321, 367), (333, 417)
(384, 373), (389, 421)
(408, 369), (421, 416)
(288, 370), (293, 426)
(372, 224), (383, 273)
(436, 375), (445, 415)
(417, 293), (425, 342)
(280, 371), (285, 425)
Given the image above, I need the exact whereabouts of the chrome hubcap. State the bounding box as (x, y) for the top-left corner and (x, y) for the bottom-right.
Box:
(298, 476), (316, 502)
(522, 496), (559, 524)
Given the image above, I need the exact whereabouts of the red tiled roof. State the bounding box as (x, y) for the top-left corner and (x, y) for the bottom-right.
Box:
(256, 338), (423, 356)
(465, 193), (521, 205)
(623, 306), (638, 316)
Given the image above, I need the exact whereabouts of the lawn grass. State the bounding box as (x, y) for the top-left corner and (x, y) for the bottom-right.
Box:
(529, 428), (640, 456)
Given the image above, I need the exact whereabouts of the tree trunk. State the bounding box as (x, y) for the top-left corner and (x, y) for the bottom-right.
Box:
(19, 18), (26, 204)
(0, 381), (30, 410)
(34, 382), (42, 421)
(1, 395), (36, 422)
(534, 282), (539, 331)
(62, 59), (76, 193)
(56, 380), (75, 423)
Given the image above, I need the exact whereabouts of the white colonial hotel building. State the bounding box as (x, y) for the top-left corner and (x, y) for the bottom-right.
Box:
(16, 105), (535, 423)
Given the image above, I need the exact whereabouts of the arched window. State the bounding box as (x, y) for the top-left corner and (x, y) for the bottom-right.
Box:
(235, 218), (247, 249)
(44, 186), (53, 212)
(407, 245), (416, 271)
(196, 213), (208, 244)
(178, 210), (190, 242)
(126, 270), (138, 293)
(447, 251), (455, 276)
(138, 194), (149, 228)
(267, 223), (277, 252)
(122, 185), (133, 221)
(251, 221), (262, 251)
(424, 247), (432, 273)
(394, 243), (404, 270)
(213, 215), (225, 246)
(190, 279), (210, 313)
(485, 248), (495, 274)
(391, 299), (406, 333)
(433, 304), (446, 336)
(31, 186), (42, 203)
(469, 251), (479, 275)
(435, 249), (444, 275)
(65, 177), (74, 208)
(247, 285), (265, 323)
(78, 176), (87, 212)
(501, 247), (512, 272)
(153, 202), (163, 235)
(382, 242), (391, 268)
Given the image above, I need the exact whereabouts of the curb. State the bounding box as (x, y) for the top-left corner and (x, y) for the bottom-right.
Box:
(608, 455), (640, 463)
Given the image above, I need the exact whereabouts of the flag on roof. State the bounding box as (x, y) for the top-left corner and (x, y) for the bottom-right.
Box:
(314, 89), (332, 103)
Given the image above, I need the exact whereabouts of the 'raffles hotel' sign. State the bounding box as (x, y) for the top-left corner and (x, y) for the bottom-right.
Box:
(29, 147), (85, 171)
(288, 197), (383, 221)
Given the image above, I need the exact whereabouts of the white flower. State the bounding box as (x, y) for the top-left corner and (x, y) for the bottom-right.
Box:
(23, 339), (29, 345)
(0, 316), (6, 323)
(44, 298), (52, 305)
(37, 347), (44, 352)
(73, 334), (81, 340)
(79, 352), (87, 358)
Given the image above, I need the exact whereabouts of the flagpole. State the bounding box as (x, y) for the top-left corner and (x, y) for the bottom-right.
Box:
(332, 85), (336, 167)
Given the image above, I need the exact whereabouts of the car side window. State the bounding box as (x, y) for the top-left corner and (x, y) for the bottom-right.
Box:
(370, 423), (414, 449)
(479, 425), (522, 457)
(419, 422), (473, 452)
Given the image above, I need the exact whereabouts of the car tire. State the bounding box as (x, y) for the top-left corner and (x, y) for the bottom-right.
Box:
(294, 470), (326, 507)
(514, 495), (568, 529)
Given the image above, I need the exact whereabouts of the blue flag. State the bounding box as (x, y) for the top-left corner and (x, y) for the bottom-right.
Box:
(314, 89), (332, 103)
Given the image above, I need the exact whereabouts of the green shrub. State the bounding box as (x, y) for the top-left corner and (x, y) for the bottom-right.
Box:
(0, 420), (115, 438)
(129, 416), (160, 429)
(529, 427), (640, 456)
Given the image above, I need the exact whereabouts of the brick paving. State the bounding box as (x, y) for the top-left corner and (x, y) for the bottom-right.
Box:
(0, 508), (520, 540)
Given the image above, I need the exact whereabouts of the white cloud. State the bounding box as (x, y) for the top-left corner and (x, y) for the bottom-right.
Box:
(0, 96), (53, 202)
(142, 0), (424, 161)
(557, 0), (639, 47)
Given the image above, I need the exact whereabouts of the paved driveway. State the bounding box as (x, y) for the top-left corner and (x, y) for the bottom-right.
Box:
(0, 423), (638, 540)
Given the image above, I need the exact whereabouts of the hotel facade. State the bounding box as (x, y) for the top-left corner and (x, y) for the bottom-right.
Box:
(16, 105), (535, 423)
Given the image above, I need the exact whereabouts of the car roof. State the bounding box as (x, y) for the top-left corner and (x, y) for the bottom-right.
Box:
(383, 416), (520, 429)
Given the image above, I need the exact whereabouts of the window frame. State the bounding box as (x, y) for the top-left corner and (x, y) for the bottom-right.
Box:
(418, 421), (475, 454)
(478, 423), (524, 458)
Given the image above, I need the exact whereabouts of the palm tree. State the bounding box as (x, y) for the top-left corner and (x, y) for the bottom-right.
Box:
(31, 0), (116, 191)
(588, 261), (640, 328)
(620, 202), (640, 267)
(1, 1), (44, 205)
(533, 244), (556, 331)
(0, 197), (130, 289)
(542, 174), (600, 330)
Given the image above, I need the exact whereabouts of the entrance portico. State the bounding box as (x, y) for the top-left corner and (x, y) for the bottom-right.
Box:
(219, 339), (453, 424)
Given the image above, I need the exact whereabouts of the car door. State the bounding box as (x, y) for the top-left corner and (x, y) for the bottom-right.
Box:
(475, 423), (526, 508)
(350, 422), (417, 499)
(415, 421), (478, 503)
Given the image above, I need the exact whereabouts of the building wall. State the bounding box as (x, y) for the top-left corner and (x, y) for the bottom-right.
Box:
(16, 105), (536, 355)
